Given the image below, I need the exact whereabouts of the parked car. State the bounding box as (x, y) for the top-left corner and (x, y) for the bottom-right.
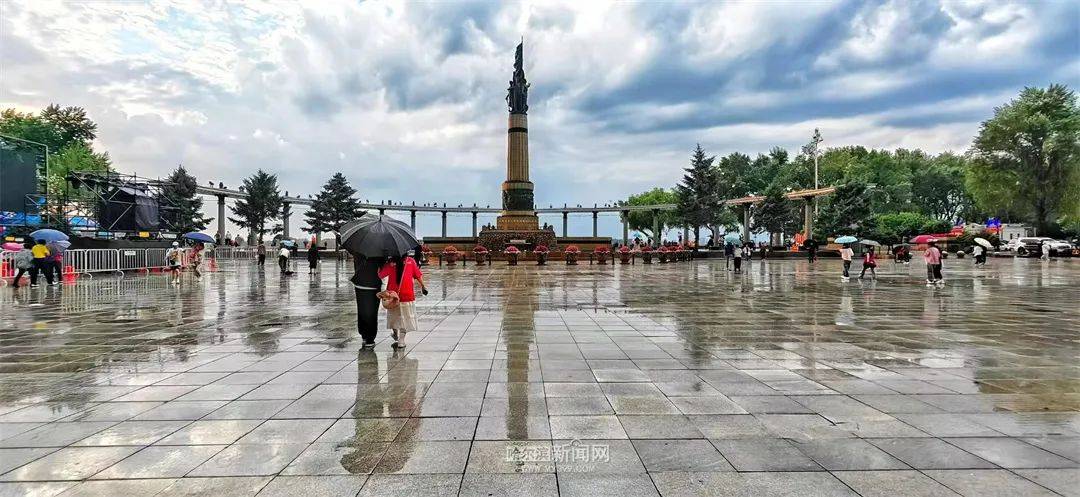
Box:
(1047, 239), (1075, 256)
(1007, 237), (1050, 256)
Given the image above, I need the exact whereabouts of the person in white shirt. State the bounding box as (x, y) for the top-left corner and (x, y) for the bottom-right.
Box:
(278, 246), (291, 273)
(166, 242), (183, 284)
(840, 244), (854, 280)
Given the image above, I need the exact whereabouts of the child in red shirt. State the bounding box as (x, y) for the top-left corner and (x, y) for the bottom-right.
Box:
(378, 255), (427, 348)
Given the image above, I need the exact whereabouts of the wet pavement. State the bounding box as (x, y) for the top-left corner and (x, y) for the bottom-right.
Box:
(0, 256), (1077, 496)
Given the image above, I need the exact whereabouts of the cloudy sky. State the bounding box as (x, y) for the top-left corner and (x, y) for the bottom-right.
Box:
(2, 0), (1077, 238)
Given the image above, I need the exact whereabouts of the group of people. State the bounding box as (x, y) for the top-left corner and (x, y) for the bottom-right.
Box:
(839, 243), (878, 280)
(9, 240), (62, 288)
(165, 241), (205, 284)
(351, 252), (428, 349)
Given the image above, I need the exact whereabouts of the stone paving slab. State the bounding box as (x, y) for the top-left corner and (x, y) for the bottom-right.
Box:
(0, 257), (1078, 496)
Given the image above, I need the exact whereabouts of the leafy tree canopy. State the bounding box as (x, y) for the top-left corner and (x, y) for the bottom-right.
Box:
(228, 169), (282, 242)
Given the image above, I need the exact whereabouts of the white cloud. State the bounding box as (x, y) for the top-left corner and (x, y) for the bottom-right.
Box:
(0, 0), (1075, 238)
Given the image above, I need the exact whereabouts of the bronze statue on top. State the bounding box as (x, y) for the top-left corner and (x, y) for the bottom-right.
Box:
(506, 42), (529, 115)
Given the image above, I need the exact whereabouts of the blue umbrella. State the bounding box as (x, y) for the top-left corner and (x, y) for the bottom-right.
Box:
(29, 229), (69, 242)
(835, 235), (858, 244)
(723, 233), (742, 243)
(280, 239), (297, 247)
(183, 232), (215, 244)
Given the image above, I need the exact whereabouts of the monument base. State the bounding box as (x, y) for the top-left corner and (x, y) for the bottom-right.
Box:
(496, 210), (540, 231)
(478, 226), (557, 252)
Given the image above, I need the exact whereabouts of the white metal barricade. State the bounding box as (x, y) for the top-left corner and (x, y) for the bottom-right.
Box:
(65, 249), (121, 277)
(145, 248), (168, 268)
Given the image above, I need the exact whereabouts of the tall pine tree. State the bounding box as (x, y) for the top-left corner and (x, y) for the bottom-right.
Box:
(675, 144), (720, 247)
(161, 165), (211, 233)
(304, 172), (364, 248)
(228, 169), (282, 242)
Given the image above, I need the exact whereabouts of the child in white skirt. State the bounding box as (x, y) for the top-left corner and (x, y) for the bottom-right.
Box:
(378, 255), (427, 348)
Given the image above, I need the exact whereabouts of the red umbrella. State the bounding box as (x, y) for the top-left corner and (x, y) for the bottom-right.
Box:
(910, 234), (942, 244)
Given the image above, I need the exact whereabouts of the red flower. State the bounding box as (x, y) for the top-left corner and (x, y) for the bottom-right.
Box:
(534, 245), (550, 253)
(618, 246), (631, 253)
(473, 245), (488, 253)
(640, 245), (652, 252)
(504, 246), (520, 254)
(564, 245), (581, 253)
(442, 245), (458, 253)
(594, 246), (610, 253)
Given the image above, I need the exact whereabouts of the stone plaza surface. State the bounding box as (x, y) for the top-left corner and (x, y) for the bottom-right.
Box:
(0, 257), (1077, 497)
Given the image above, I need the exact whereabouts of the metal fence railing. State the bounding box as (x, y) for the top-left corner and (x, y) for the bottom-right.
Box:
(65, 249), (121, 276)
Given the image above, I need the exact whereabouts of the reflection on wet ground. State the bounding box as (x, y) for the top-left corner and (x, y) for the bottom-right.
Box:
(0, 257), (1077, 496)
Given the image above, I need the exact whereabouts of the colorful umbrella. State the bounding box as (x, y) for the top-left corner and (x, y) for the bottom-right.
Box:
(910, 234), (940, 244)
(1, 242), (23, 251)
(28, 229), (68, 242)
(835, 235), (858, 244)
(182, 232), (215, 244)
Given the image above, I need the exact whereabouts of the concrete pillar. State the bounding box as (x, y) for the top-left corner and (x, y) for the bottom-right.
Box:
(441, 211), (447, 237)
(562, 211), (568, 238)
(652, 209), (660, 245)
(622, 211), (629, 245)
(683, 226), (689, 245)
(592, 211), (598, 237)
(472, 211), (478, 237)
(216, 195), (226, 242)
(410, 210), (417, 231)
(803, 198), (813, 237)
(741, 205), (750, 242)
(282, 202), (291, 239)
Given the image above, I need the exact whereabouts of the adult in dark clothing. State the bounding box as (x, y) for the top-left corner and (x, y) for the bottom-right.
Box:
(724, 242), (734, 269)
(352, 255), (383, 347)
(804, 239), (818, 263)
(307, 246), (321, 274)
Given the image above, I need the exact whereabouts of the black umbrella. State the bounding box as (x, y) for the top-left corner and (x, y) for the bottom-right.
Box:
(339, 215), (419, 258)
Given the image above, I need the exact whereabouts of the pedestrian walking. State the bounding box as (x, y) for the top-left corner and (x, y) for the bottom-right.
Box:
(307, 245), (321, 274)
(732, 243), (743, 273)
(29, 239), (54, 287)
(190, 243), (204, 279)
(924, 240), (944, 286)
(378, 255), (427, 349)
(1041, 239), (1053, 260)
(256, 241), (267, 266)
(972, 244), (986, 266)
(166, 242), (183, 284)
(858, 248), (877, 279)
(352, 255), (383, 348)
(805, 238), (818, 263)
(724, 242), (734, 270)
(840, 243), (854, 280)
(10, 242), (33, 288)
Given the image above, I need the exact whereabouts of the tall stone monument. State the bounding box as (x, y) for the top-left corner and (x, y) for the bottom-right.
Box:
(496, 42), (539, 231)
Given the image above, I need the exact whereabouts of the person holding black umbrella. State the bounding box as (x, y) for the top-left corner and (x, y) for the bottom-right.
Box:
(352, 254), (383, 348)
(339, 215), (422, 349)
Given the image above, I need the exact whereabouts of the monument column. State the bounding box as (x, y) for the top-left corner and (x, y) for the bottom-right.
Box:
(410, 210), (417, 230)
(496, 42), (538, 231)
(803, 198), (813, 237)
(622, 211), (629, 244)
(282, 202), (291, 239)
(592, 211), (598, 237)
(216, 195), (226, 243)
(472, 211), (478, 237)
(441, 211), (447, 237)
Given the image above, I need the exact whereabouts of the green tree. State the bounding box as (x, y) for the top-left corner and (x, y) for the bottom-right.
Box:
(0, 109), (62, 151)
(46, 142), (111, 197)
(866, 212), (934, 245)
(621, 187), (677, 244)
(752, 183), (800, 243)
(910, 152), (974, 222)
(304, 172), (364, 248)
(969, 84), (1080, 232)
(39, 105), (97, 148)
(229, 169), (282, 242)
(675, 144), (721, 245)
(161, 165), (211, 233)
(817, 181), (872, 237)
